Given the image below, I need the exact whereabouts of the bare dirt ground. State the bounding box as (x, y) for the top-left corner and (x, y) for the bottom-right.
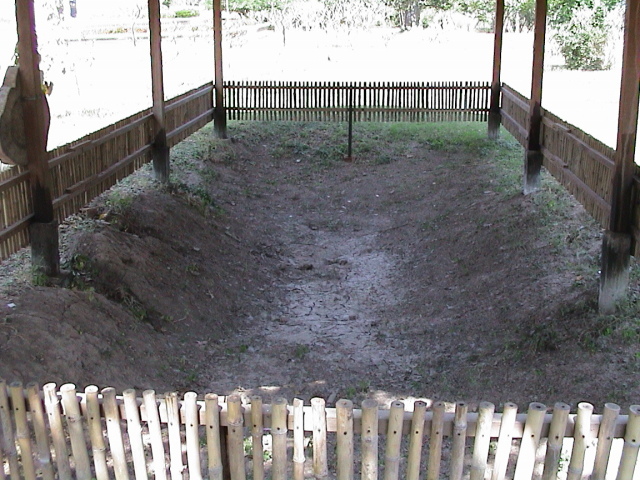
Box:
(1, 121), (639, 412)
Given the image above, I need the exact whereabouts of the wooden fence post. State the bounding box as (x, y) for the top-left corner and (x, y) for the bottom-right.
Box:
(16, 0), (59, 277)
(148, 0), (170, 183)
(599, 0), (639, 313)
(213, 0), (227, 138)
(523, 0), (547, 194)
(488, 0), (504, 139)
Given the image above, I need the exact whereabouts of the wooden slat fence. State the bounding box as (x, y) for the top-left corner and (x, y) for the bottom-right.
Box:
(225, 81), (491, 123)
(1, 381), (639, 480)
(0, 82), (214, 261)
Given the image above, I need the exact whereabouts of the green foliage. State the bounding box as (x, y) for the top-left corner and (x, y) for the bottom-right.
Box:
(175, 9), (200, 17)
(553, 7), (611, 70)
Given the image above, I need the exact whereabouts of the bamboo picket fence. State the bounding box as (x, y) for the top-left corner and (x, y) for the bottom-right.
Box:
(1, 381), (640, 480)
(224, 81), (491, 123)
(0, 82), (214, 261)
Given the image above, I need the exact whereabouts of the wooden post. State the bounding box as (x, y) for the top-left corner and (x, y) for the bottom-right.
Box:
(213, 0), (227, 138)
(148, 0), (170, 183)
(599, 0), (639, 313)
(488, 0), (504, 139)
(16, 0), (59, 277)
(523, 0), (547, 195)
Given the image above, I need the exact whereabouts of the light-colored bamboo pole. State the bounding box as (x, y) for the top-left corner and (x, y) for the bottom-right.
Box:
(85, 386), (109, 480)
(60, 383), (92, 480)
(185, 392), (203, 480)
(513, 402), (547, 480)
(384, 401), (405, 480)
(0, 438), (4, 480)
(272, 397), (289, 480)
(406, 401), (427, 480)
(312, 397), (329, 480)
(491, 402), (518, 480)
(43, 382), (72, 479)
(9, 381), (36, 480)
(293, 398), (305, 480)
(0, 379), (20, 478)
(615, 405), (640, 480)
(567, 402), (594, 480)
(103, 387), (131, 480)
(205, 393), (223, 480)
(427, 401), (446, 480)
(143, 390), (167, 480)
(123, 389), (148, 480)
(336, 399), (354, 480)
(592, 403), (621, 480)
(165, 392), (185, 480)
(227, 395), (246, 480)
(471, 401), (495, 480)
(450, 402), (469, 480)
(541, 402), (570, 480)
(26, 383), (54, 480)
(251, 396), (265, 480)
(361, 399), (379, 480)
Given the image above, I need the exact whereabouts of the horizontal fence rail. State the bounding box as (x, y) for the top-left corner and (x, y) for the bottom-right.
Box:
(1, 381), (639, 480)
(0, 82), (214, 261)
(224, 81), (491, 123)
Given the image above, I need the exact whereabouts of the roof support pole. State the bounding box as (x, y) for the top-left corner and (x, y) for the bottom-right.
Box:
(599, 0), (639, 313)
(488, 0), (505, 140)
(16, 0), (59, 277)
(148, 0), (169, 183)
(213, 0), (227, 138)
(523, 0), (547, 195)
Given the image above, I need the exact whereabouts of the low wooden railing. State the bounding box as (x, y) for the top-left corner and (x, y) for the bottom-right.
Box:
(1, 381), (639, 480)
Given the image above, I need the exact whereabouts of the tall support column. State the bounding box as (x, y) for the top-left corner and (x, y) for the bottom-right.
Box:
(16, 0), (59, 277)
(148, 0), (169, 183)
(213, 0), (227, 138)
(488, 0), (505, 140)
(599, 0), (640, 313)
(523, 0), (547, 195)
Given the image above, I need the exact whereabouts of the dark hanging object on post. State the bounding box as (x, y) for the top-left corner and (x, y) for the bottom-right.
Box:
(69, 0), (77, 18)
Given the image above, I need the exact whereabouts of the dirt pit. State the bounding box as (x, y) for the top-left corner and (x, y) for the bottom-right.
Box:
(1, 121), (638, 411)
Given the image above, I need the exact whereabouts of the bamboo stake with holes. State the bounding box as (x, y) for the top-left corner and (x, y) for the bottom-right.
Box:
(123, 389), (147, 480)
(542, 402), (570, 480)
(427, 401), (446, 480)
(336, 399), (354, 480)
(205, 393), (223, 480)
(568, 402), (594, 480)
(593, 403), (621, 480)
(293, 398), (305, 480)
(312, 397), (328, 480)
(103, 387), (130, 480)
(43, 383), (72, 479)
(471, 402), (495, 480)
(361, 399), (379, 480)
(616, 405), (640, 480)
(143, 390), (167, 480)
(0, 379), (20, 478)
(406, 401), (427, 480)
(185, 392), (203, 480)
(384, 401), (405, 480)
(514, 403), (547, 480)
(165, 392), (184, 480)
(26, 383), (54, 480)
(85, 386), (109, 480)
(10, 381), (36, 480)
(272, 397), (288, 480)
(60, 383), (91, 480)
(450, 402), (468, 480)
(251, 396), (265, 480)
(227, 395), (246, 480)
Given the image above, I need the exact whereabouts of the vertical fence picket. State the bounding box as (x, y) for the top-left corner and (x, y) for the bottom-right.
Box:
(103, 387), (130, 480)
(568, 402), (594, 480)
(336, 399), (354, 480)
(60, 384), (91, 480)
(293, 398), (305, 480)
(227, 395), (246, 480)
(471, 402), (495, 480)
(123, 389), (148, 480)
(272, 397), (288, 480)
(427, 401), (446, 480)
(185, 392), (203, 480)
(312, 397), (329, 480)
(542, 403), (570, 480)
(85, 386), (109, 480)
(592, 403), (621, 480)
(165, 392), (184, 480)
(10, 382), (36, 480)
(143, 390), (167, 480)
(513, 402), (547, 480)
(251, 396), (265, 480)
(26, 383), (54, 480)
(406, 401), (427, 480)
(205, 394), (223, 480)
(616, 405), (640, 480)
(492, 402), (518, 480)
(0, 379), (19, 479)
(361, 399), (379, 480)
(43, 383), (72, 480)
(450, 402), (469, 480)
(384, 401), (405, 480)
